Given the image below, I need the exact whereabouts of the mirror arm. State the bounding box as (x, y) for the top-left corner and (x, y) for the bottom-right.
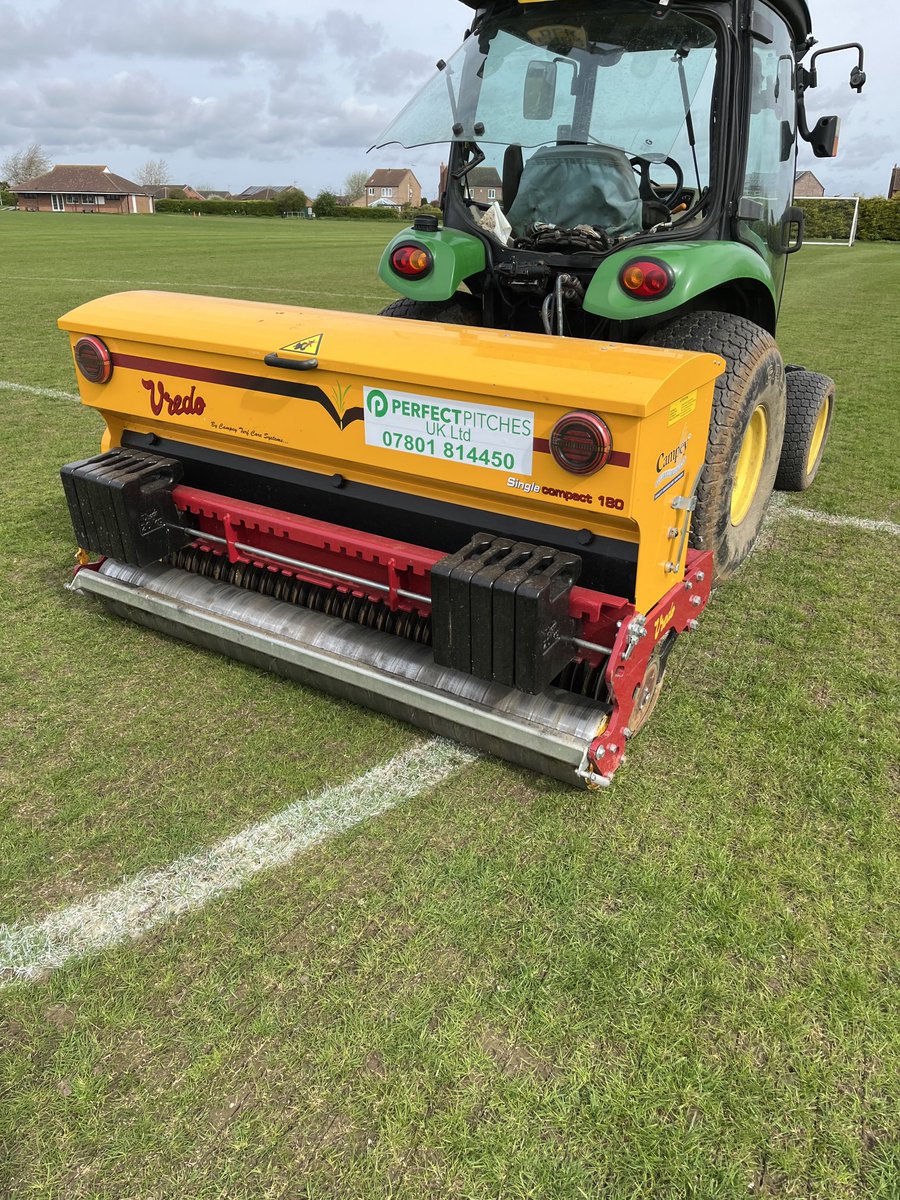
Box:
(796, 86), (814, 143)
(452, 144), (486, 183)
(805, 42), (867, 93)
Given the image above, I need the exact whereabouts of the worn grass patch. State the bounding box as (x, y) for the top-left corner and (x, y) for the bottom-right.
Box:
(0, 217), (897, 1198)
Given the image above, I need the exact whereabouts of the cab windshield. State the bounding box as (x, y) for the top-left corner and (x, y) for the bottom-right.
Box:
(373, 2), (718, 172)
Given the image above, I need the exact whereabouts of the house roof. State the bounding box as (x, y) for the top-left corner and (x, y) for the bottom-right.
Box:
(795, 170), (821, 184)
(467, 167), (502, 188)
(142, 184), (199, 199)
(232, 185), (289, 200)
(366, 169), (418, 188)
(13, 164), (148, 194)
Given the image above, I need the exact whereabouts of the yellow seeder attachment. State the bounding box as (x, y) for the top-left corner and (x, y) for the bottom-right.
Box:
(59, 292), (722, 787)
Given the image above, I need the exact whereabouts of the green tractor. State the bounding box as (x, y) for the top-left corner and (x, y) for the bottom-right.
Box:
(375, 0), (864, 579)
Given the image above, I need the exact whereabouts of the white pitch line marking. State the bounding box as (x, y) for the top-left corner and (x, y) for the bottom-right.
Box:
(779, 505), (900, 537)
(0, 739), (475, 988)
(0, 379), (79, 402)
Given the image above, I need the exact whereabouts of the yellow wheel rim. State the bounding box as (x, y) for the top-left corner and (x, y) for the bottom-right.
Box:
(731, 405), (768, 526)
(806, 395), (830, 476)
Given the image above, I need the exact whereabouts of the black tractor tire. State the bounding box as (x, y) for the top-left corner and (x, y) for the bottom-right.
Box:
(642, 311), (786, 582)
(775, 370), (835, 492)
(379, 295), (482, 325)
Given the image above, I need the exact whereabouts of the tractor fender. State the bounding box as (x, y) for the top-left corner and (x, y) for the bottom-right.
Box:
(583, 241), (778, 329)
(378, 227), (486, 302)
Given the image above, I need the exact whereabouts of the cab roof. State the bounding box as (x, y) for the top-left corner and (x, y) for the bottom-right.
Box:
(458, 1), (813, 45)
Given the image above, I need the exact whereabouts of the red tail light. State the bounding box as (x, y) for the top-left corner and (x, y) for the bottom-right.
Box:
(74, 336), (113, 384)
(619, 258), (674, 300)
(549, 412), (613, 475)
(390, 243), (434, 279)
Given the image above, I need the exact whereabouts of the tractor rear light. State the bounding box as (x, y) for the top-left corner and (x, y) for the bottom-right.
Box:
(74, 335), (113, 384)
(549, 412), (613, 475)
(619, 258), (674, 300)
(390, 243), (434, 279)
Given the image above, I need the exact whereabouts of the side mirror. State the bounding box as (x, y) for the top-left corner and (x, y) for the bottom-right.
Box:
(808, 115), (841, 159)
(523, 60), (557, 121)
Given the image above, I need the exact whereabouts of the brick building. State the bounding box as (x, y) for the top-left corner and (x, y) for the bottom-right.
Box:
(13, 164), (155, 213)
(438, 164), (503, 207)
(358, 169), (422, 209)
(794, 170), (825, 198)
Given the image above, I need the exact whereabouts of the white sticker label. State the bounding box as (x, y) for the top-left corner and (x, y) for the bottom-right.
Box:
(363, 386), (534, 474)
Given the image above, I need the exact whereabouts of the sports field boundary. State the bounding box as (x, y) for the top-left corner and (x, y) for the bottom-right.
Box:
(0, 739), (475, 988)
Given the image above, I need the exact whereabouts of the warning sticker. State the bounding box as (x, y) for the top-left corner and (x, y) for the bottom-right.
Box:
(280, 333), (323, 357)
(668, 389), (697, 426)
(364, 385), (534, 474)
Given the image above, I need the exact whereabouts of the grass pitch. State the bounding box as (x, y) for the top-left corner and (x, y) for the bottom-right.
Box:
(0, 214), (898, 1199)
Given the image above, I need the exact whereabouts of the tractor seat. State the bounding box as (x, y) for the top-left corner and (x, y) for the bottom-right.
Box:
(505, 143), (643, 239)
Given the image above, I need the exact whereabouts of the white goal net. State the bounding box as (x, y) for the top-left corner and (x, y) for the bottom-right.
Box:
(796, 195), (861, 247)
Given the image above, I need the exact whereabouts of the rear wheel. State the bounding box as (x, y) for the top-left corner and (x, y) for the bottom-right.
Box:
(379, 296), (482, 325)
(642, 311), (786, 581)
(776, 370), (835, 491)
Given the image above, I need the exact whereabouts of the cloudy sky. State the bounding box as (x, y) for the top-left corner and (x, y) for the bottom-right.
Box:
(0, 0), (894, 199)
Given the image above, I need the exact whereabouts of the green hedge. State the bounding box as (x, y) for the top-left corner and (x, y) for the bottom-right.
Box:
(154, 198), (407, 220)
(797, 196), (900, 242)
(155, 199), (280, 217)
(323, 206), (404, 221)
(854, 197), (900, 241)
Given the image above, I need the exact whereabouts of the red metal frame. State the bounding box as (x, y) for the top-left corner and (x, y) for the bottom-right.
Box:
(171, 485), (636, 668)
(587, 547), (713, 780)
(76, 484), (713, 785)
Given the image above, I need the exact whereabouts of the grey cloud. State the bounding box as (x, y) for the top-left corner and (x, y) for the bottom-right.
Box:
(0, 1), (382, 67)
(320, 10), (385, 60)
(0, 65), (393, 162)
(356, 48), (435, 97)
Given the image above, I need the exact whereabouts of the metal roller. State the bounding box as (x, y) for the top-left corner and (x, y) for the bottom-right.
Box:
(70, 560), (612, 787)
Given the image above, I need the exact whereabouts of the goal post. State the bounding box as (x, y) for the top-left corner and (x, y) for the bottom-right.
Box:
(796, 196), (861, 247)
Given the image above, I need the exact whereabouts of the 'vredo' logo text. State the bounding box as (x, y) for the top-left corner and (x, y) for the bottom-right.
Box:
(142, 377), (207, 418)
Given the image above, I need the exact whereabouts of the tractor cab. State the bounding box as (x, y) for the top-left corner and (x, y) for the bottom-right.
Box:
(375, 0), (863, 338)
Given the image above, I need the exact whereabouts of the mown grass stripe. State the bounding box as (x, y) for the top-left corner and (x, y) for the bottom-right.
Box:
(0, 739), (475, 987)
(3, 273), (389, 301)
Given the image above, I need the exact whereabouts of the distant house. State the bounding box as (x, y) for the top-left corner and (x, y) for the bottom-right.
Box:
(889, 166), (900, 200)
(13, 164), (155, 214)
(438, 163), (502, 206)
(194, 189), (231, 200)
(142, 184), (206, 201)
(358, 169), (422, 210)
(232, 185), (289, 201)
(794, 170), (825, 198)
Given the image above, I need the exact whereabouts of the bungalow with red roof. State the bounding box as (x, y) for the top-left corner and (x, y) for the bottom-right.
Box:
(13, 164), (155, 213)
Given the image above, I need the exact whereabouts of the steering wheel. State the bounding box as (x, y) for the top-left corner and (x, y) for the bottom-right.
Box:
(629, 155), (685, 208)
